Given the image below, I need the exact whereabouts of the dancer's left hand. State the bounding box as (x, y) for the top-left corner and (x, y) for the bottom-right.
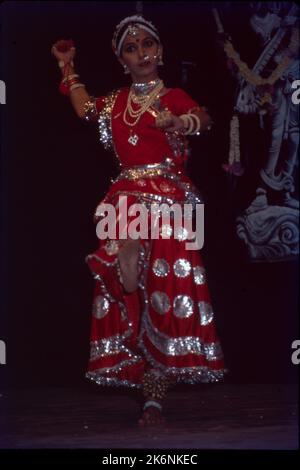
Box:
(153, 110), (185, 132)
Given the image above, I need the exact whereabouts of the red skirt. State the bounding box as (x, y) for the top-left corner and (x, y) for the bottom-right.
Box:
(85, 170), (227, 389)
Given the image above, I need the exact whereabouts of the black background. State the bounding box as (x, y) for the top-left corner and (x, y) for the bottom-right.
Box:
(0, 1), (298, 387)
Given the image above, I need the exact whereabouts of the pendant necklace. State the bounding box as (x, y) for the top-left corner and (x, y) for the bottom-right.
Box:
(125, 78), (164, 146)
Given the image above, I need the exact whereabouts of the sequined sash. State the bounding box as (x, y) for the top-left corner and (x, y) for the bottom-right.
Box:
(115, 157), (183, 182)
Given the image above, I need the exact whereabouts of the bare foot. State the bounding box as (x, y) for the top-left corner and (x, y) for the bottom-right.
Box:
(138, 406), (166, 426)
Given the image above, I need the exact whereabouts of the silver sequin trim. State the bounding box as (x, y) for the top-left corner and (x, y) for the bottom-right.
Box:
(145, 326), (224, 363)
(193, 266), (206, 285)
(203, 342), (223, 361)
(146, 325), (202, 355)
(86, 371), (142, 389)
(143, 307), (223, 360)
(199, 301), (214, 326)
(98, 90), (120, 151)
(86, 253), (118, 268)
(111, 156), (204, 209)
(173, 295), (194, 318)
(152, 258), (170, 277)
(137, 342), (226, 383)
(90, 335), (127, 360)
(165, 130), (186, 157)
(150, 291), (170, 315)
(173, 259), (191, 278)
(88, 356), (142, 374)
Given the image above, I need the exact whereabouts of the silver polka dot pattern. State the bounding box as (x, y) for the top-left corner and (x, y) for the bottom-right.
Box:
(198, 301), (214, 325)
(150, 291), (171, 315)
(152, 258), (170, 277)
(193, 266), (206, 285)
(173, 295), (194, 318)
(160, 224), (173, 238)
(92, 295), (110, 319)
(174, 226), (189, 241)
(173, 259), (192, 278)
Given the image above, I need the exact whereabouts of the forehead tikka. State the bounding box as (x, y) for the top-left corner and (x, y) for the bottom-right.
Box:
(127, 23), (140, 36)
(112, 15), (160, 57)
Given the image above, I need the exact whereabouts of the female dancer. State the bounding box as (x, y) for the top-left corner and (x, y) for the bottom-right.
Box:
(52, 14), (226, 426)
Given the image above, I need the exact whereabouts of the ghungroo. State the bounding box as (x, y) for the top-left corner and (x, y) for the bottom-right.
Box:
(142, 370), (170, 401)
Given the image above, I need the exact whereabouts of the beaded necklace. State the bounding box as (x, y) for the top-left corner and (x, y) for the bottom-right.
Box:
(123, 78), (164, 127)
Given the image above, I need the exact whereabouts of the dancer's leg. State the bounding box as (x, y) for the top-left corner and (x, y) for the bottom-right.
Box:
(118, 238), (140, 293)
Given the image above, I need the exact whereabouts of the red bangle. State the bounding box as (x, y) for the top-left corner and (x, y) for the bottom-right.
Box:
(67, 78), (80, 87)
(59, 80), (70, 96)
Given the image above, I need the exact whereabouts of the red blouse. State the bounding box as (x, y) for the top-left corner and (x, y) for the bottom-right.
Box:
(95, 87), (199, 168)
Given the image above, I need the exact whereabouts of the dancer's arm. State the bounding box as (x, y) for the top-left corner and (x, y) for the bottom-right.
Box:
(154, 89), (213, 134)
(51, 41), (93, 119)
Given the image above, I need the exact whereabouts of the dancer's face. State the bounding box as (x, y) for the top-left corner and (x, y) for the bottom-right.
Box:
(119, 28), (162, 83)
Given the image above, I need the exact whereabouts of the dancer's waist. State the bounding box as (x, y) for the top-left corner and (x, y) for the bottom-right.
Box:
(117, 157), (184, 181)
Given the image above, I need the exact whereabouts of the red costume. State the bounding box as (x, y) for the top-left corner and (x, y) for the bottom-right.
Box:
(85, 87), (226, 389)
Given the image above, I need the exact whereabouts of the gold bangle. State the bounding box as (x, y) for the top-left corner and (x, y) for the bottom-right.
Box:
(67, 78), (81, 88)
(180, 114), (194, 134)
(69, 83), (85, 92)
(62, 73), (79, 84)
(189, 114), (201, 134)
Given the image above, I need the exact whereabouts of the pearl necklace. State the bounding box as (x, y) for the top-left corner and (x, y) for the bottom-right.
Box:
(123, 79), (164, 127)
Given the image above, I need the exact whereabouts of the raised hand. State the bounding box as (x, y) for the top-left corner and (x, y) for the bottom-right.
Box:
(51, 39), (76, 66)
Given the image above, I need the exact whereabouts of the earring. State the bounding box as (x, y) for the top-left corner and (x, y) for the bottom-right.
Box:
(156, 47), (164, 66)
(123, 64), (130, 75)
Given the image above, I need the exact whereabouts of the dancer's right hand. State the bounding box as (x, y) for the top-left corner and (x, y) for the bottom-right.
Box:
(51, 39), (76, 65)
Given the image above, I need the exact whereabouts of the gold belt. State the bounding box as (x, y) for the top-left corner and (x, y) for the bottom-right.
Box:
(117, 159), (180, 181)
(118, 167), (169, 181)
